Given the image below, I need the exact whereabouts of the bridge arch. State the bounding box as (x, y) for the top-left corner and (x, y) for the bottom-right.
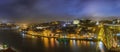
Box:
(97, 24), (119, 49)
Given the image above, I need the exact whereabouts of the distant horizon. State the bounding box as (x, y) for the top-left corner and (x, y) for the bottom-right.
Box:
(0, 16), (119, 24)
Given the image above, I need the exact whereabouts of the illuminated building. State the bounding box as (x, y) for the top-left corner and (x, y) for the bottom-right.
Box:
(73, 19), (80, 25)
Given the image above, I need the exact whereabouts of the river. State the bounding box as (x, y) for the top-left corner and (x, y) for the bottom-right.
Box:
(0, 30), (108, 52)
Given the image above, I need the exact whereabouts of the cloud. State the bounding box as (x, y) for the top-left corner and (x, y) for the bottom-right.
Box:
(0, 0), (120, 23)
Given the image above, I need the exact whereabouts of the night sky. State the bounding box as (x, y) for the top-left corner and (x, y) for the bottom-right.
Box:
(0, 0), (120, 23)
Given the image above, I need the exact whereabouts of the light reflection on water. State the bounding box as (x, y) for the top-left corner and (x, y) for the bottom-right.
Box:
(39, 37), (106, 52)
(98, 41), (105, 52)
(43, 38), (49, 48)
(42, 38), (57, 48)
(19, 32), (107, 52)
(0, 30), (108, 52)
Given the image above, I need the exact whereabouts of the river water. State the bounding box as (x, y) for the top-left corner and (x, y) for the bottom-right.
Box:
(0, 30), (107, 52)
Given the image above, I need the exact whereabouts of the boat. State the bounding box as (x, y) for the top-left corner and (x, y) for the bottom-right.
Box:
(56, 38), (69, 43)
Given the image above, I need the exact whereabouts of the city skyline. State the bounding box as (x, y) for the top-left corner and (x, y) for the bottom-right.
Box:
(0, 0), (120, 52)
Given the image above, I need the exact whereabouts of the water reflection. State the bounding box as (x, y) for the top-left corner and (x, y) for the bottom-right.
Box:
(42, 38), (60, 48)
(70, 40), (91, 48)
(50, 38), (55, 48)
(20, 32), (25, 38)
(0, 30), (108, 52)
(98, 41), (105, 52)
(19, 32), (107, 52)
(43, 38), (49, 48)
(76, 40), (80, 46)
(41, 38), (106, 52)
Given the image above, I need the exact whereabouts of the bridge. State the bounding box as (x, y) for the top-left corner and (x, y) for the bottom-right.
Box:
(98, 24), (120, 50)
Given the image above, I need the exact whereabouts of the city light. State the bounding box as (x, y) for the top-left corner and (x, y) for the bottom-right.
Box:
(0, 0), (120, 52)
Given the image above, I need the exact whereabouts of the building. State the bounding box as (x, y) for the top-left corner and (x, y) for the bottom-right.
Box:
(73, 19), (80, 25)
